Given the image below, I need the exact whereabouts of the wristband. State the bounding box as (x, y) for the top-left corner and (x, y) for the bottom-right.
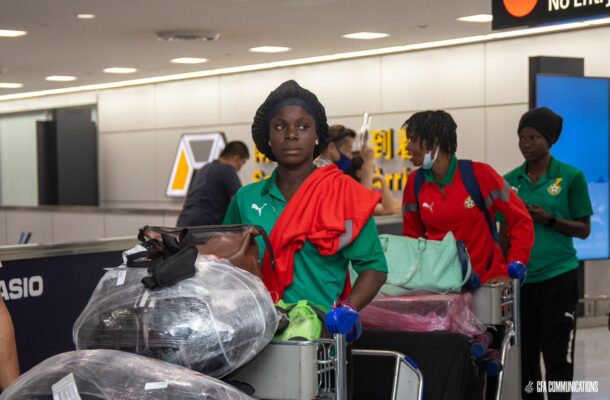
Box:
(336, 300), (358, 311)
(546, 216), (557, 227)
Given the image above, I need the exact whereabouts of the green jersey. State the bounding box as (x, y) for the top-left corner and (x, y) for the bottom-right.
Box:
(503, 157), (592, 283)
(224, 169), (387, 310)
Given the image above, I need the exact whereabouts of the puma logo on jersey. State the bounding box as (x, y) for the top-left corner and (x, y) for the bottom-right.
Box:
(251, 203), (268, 217)
(422, 202), (434, 213)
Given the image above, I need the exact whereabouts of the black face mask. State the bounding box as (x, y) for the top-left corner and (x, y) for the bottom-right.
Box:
(335, 152), (352, 171)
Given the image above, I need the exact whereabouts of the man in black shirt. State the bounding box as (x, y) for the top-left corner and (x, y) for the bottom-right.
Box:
(177, 141), (249, 226)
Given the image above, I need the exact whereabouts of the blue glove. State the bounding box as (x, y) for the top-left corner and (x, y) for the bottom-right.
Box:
(324, 304), (362, 342)
(508, 261), (527, 285)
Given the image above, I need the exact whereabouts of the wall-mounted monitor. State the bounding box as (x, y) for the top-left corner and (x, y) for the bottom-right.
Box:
(536, 75), (610, 260)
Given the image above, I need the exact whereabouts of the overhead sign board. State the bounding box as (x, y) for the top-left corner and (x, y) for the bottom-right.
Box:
(166, 132), (226, 197)
(492, 0), (610, 30)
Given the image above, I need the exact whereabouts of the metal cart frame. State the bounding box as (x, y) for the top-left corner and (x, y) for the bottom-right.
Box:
(351, 348), (424, 400)
(473, 279), (522, 400)
(229, 333), (423, 400)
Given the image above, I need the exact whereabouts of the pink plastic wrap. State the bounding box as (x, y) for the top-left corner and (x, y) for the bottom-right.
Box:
(361, 292), (485, 337)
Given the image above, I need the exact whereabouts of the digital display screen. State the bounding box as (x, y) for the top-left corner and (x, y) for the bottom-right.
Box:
(536, 75), (610, 260)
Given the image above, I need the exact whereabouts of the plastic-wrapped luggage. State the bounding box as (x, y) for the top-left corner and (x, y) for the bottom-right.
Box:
(360, 292), (485, 337)
(73, 255), (278, 378)
(0, 349), (253, 400)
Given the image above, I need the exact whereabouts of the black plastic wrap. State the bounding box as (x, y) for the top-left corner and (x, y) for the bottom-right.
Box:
(73, 255), (277, 378)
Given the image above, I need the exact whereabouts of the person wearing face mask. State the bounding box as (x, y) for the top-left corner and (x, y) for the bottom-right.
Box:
(401, 110), (534, 283)
(314, 124), (356, 171)
(345, 149), (402, 215)
(501, 107), (592, 400)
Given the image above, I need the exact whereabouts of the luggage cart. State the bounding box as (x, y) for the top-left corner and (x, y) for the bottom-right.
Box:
(473, 279), (521, 400)
(229, 333), (423, 400)
(351, 349), (424, 400)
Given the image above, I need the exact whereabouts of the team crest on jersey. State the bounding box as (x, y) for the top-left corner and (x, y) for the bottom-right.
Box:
(464, 196), (476, 209)
(547, 178), (563, 196)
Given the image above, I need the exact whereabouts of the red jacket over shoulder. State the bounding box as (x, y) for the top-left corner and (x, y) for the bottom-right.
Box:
(262, 165), (381, 302)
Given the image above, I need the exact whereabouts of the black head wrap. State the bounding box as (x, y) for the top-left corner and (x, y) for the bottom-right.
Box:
(518, 107), (563, 145)
(252, 80), (329, 161)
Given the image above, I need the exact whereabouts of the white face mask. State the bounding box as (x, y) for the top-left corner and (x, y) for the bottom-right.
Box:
(422, 146), (439, 170)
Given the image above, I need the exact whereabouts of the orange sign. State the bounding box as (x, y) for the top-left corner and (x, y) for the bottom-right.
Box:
(503, 0), (538, 17)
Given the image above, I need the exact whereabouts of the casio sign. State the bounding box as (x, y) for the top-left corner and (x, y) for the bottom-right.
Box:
(0, 276), (44, 300)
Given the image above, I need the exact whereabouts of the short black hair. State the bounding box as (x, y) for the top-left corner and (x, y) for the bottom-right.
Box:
(321, 125), (357, 152)
(220, 141), (250, 159)
(402, 110), (457, 155)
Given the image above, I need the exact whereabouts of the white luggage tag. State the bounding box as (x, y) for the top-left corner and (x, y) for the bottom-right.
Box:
(52, 373), (82, 400)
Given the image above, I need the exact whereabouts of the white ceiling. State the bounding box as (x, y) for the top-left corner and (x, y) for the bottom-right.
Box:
(0, 0), (492, 95)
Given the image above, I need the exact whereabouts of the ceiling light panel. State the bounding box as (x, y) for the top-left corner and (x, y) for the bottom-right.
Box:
(77, 14), (96, 19)
(249, 46), (291, 53)
(457, 14), (493, 23)
(171, 57), (209, 64)
(0, 29), (27, 37)
(0, 83), (23, 89)
(46, 76), (76, 81)
(342, 32), (390, 40)
(103, 67), (138, 74)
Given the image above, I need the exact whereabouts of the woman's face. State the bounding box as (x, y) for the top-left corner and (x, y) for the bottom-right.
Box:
(269, 105), (318, 166)
(330, 137), (355, 162)
(406, 133), (432, 167)
(518, 126), (549, 162)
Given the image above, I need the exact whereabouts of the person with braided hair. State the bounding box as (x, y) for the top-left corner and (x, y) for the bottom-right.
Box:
(401, 110), (534, 283)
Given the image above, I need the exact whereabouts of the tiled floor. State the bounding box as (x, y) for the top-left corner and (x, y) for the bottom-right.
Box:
(573, 327), (610, 399)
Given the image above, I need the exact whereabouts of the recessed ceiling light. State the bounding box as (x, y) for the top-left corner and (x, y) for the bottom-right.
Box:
(457, 14), (493, 23)
(249, 46), (291, 53)
(157, 30), (220, 42)
(0, 83), (23, 89)
(171, 57), (209, 64)
(0, 29), (27, 37)
(103, 67), (138, 74)
(46, 76), (77, 82)
(342, 32), (390, 40)
(77, 14), (96, 19)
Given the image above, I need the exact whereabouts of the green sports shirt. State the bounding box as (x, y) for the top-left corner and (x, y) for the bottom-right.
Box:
(502, 157), (593, 283)
(223, 168), (387, 310)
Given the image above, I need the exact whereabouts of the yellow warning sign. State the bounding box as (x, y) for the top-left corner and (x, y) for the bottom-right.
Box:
(166, 132), (226, 197)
